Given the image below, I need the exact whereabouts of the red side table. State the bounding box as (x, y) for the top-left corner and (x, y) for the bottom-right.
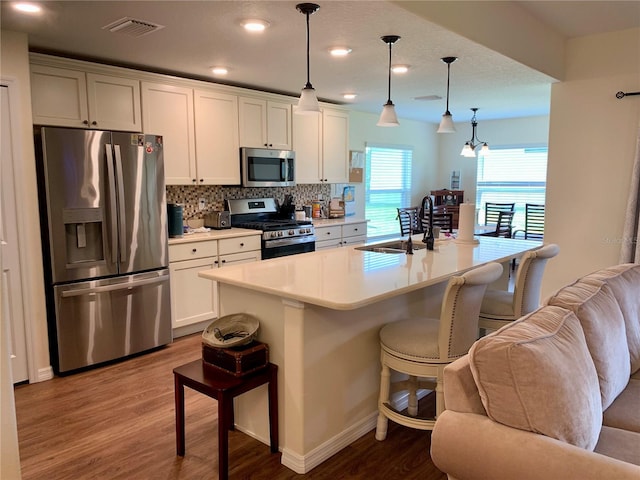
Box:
(173, 360), (278, 480)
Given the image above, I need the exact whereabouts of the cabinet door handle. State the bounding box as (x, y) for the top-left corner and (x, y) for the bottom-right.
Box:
(192, 178), (197, 183)
(192, 248), (197, 253)
(91, 121), (97, 126)
(199, 178), (204, 183)
(221, 259), (226, 264)
(240, 242), (244, 247)
(82, 120), (89, 125)
(354, 228), (358, 231)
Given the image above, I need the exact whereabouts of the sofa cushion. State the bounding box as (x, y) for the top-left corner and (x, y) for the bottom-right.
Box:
(547, 280), (630, 409)
(595, 426), (640, 466)
(602, 378), (640, 433)
(583, 264), (640, 375)
(469, 306), (602, 450)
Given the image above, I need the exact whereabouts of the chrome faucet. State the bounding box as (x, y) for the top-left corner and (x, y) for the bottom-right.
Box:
(421, 195), (435, 250)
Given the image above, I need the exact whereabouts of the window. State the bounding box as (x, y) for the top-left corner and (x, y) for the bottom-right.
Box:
(365, 144), (413, 239)
(476, 146), (548, 230)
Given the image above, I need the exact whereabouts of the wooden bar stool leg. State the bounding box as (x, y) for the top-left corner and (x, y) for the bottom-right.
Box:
(174, 374), (186, 456)
(218, 393), (230, 480)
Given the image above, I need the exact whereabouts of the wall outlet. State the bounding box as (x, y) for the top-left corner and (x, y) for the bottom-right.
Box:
(198, 197), (206, 211)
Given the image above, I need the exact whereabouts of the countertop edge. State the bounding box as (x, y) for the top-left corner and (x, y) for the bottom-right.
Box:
(168, 228), (261, 245)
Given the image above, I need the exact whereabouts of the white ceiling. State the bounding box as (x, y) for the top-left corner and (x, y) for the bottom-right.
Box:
(2, 1), (639, 124)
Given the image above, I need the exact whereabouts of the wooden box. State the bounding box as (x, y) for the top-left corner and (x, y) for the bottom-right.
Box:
(202, 341), (269, 377)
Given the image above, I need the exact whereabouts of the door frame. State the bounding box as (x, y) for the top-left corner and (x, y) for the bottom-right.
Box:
(1, 76), (39, 383)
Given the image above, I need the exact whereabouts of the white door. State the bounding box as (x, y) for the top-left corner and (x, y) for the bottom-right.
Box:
(0, 85), (28, 383)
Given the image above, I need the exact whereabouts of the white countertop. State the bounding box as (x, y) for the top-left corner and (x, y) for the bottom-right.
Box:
(199, 236), (541, 310)
(168, 227), (261, 245)
(312, 217), (368, 227)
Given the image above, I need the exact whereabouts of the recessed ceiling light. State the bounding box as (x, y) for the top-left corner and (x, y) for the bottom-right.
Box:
(391, 65), (410, 74)
(211, 67), (228, 75)
(241, 19), (270, 32)
(343, 93), (357, 100)
(330, 47), (352, 56)
(13, 2), (41, 13)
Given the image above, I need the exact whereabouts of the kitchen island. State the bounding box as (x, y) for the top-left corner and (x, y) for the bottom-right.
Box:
(198, 235), (541, 473)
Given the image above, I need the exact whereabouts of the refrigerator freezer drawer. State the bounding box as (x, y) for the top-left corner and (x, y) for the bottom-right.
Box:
(52, 269), (171, 373)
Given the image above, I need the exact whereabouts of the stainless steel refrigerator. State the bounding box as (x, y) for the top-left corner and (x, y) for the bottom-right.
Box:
(35, 126), (171, 373)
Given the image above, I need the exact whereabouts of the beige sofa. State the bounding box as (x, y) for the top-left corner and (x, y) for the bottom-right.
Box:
(431, 263), (640, 480)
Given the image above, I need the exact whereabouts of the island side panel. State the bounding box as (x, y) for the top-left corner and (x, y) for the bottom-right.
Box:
(217, 280), (447, 472)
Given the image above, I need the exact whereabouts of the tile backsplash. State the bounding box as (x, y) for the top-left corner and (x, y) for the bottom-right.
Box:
(166, 184), (331, 219)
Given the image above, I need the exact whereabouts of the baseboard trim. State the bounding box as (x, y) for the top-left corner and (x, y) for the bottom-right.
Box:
(37, 366), (54, 382)
(281, 412), (378, 474)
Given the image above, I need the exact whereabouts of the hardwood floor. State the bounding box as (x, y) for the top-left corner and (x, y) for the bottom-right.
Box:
(14, 334), (447, 480)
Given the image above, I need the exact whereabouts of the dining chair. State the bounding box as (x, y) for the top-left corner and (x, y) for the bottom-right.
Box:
(484, 202), (515, 226)
(512, 203), (545, 240)
(421, 213), (454, 233)
(397, 207), (422, 236)
(479, 243), (560, 333)
(479, 210), (515, 238)
(374, 262), (504, 438)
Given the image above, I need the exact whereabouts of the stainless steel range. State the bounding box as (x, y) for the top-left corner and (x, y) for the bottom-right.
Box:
(226, 198), (315, 259)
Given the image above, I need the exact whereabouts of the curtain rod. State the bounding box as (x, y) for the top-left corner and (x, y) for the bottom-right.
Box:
(616, 91), (640, 99)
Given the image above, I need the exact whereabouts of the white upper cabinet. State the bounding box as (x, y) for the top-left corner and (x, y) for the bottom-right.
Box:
(321, 108), (349, 183)
(31, 64), (142, 131)
(293, 106), (349, 184)
(194, 89), (241, 185)
(141, 82), (197, 185)
(239, 97), (292, 149)
(292, 106), (322, 183)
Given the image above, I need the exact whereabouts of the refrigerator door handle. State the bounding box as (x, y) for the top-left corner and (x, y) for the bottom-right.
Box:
(113, 144), (127, 264)
(105, 144), (118, 264)
(61, 275), (169, 298)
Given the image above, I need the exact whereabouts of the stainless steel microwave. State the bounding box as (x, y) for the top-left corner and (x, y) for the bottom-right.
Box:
(240, 147), (295, 187)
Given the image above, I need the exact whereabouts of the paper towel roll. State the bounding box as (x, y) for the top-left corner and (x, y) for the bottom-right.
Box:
(456, 203), (479, 244)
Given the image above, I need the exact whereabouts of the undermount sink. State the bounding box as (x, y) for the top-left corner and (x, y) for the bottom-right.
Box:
(356, 239), (427, 254)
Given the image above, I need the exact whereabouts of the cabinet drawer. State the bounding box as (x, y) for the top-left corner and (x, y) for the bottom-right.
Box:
(315, 225), (342, 241)
(316, 238), (342, 250)
(343, 223), (367, 238)
(218, 235), (261, 255)
(169, 241), (218, 262)
(219, 251), (261, 266)
(341, 235), (366, 246)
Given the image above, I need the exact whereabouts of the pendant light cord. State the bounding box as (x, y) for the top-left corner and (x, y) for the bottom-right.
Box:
(386, 41), (392, 103)
(445, 63), (451, 112)
(305, 12), (312, 88)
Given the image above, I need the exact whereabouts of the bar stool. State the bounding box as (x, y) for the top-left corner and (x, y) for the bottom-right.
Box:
(375, 262), (503, 439)
(479, 243), (560, 333)
(173, 360), (278, 480)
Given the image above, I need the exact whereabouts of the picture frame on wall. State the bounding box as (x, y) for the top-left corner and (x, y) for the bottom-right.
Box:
(349, 150), (364, 183)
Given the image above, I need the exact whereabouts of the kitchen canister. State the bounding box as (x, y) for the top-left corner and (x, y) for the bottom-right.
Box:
(312, 201), (322, 219)
(167, 203), (184, 238)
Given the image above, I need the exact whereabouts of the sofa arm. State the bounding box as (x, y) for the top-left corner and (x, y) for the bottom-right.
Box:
(431, 411), (640, 480)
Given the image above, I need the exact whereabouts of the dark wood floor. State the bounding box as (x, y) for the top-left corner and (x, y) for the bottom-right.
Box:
(14, 334), (446, 480)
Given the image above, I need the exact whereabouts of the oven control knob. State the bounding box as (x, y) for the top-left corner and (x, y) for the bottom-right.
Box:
(271, 232), (279, 239)
(289, 229), (295, 235)
(278, 231), (283, 237)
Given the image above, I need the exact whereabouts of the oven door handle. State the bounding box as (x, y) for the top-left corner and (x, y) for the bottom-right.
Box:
(264, 235), (316, 248)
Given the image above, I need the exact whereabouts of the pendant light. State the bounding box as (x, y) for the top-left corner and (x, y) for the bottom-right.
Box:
(437, 57), (457, 133)
(461, 108), (490, 157)
(295, 3), (321, 115)
(377, 35), (401, 127)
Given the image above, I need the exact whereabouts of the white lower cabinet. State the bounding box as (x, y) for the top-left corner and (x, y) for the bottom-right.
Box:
(341, 222), (367, 246)
(169, 235), (261, 334)
(315, 222), (367, 250)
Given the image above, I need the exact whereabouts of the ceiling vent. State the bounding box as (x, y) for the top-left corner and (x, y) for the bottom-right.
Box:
(103, 17), (165, 37)
(414, 95), (442, 101)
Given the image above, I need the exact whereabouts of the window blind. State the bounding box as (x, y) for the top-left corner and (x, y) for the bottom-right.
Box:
(365, 144), (413, 239)
(476, 146), (548, 229)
